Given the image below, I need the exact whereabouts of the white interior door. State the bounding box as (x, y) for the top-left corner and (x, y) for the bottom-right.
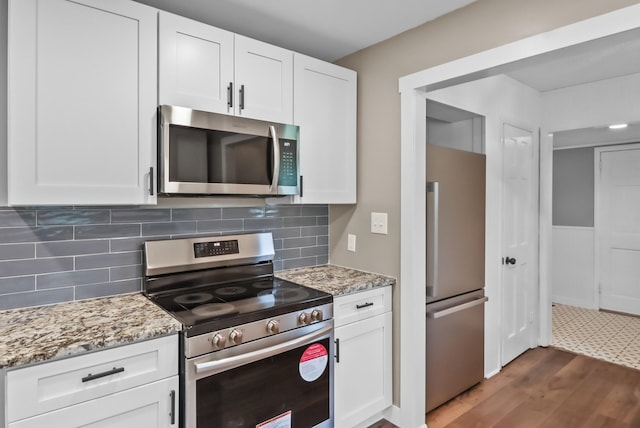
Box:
(596, 144), (640, 316)
(501, 124), (538, 365)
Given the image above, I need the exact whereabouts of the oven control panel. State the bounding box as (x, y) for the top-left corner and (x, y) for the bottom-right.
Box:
(194, 239), (239, 258)
(185, 302), (334, 358)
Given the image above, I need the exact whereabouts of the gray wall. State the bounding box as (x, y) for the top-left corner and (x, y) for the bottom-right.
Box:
(553, 148), (594, 227)
(0, 204), (328, 310)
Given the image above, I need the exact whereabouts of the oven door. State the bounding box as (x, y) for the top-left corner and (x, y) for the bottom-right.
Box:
(185, 320), (334, 428)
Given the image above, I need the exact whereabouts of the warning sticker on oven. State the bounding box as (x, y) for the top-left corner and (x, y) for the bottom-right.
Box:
(256, 410), (291, 428)
(299, 343), (328, 382)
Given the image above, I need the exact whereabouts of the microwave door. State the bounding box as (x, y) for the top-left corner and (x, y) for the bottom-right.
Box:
(269, 125), (280, 195)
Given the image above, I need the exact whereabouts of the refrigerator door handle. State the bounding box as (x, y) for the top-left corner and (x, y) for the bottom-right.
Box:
(426, 181), (439, 297)
(427, 296), (488, 319)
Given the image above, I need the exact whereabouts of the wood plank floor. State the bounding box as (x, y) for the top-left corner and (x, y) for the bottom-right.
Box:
(369, 346), (640, 428)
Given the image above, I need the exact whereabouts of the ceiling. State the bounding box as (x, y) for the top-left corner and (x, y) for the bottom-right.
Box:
(500, 27), (640, 92)
(133, 0), (477, 62)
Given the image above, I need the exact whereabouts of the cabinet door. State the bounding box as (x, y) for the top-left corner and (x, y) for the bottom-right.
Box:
(158, 12), (234, 114)
(234, 35), (293, 123)
(8, 376), (179, 428)
(8, 0), (157, 205)
(334, 312), (392, 428)
(293, 54), (357, 204)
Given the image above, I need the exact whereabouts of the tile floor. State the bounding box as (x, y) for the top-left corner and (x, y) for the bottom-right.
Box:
(552, 303), (640, 370)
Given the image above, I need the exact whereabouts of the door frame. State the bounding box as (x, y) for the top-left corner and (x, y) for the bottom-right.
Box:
(397, 5), (640, 428)
(594, 142), (640, 311)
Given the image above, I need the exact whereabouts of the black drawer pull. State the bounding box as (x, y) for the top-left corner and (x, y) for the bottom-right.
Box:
(356, 302), (374, 309)
(170, 390), (176, 425)
(82, 366), (125, 383)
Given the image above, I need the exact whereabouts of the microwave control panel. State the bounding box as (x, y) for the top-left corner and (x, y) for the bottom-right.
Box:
(278, 138), (298, 187)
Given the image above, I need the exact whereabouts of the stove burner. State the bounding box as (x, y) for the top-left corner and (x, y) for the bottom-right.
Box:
(258, 288), (310, 303)
(251, 281), (275, 290)
(174, 292), (213, 305)
(192, 303), (237, 318)
(215, 286), (248, 297)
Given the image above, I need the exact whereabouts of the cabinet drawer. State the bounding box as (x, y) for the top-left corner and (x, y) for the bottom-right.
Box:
(7, 334), (178, 422)
(8, 376), (179, 428)
(334, 286), (391, 327)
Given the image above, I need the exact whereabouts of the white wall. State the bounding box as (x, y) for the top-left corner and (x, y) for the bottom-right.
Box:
(426, 117), (484, 153)
(551, 226), (596, 308)
(427, 74), (542, 377)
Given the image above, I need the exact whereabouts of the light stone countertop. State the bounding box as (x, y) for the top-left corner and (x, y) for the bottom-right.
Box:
(0, 293), (182, 369)
(275, 264), (396, 296)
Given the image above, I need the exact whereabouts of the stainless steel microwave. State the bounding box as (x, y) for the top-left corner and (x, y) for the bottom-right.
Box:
(158, 105), (300, 196)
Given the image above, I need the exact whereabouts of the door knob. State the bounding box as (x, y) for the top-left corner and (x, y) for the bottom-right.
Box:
(505, 257), (517, 265)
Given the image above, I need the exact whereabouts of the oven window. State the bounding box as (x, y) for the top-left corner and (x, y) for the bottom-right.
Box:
(169, 124), (273, 185)
(196, 337), (330, 428)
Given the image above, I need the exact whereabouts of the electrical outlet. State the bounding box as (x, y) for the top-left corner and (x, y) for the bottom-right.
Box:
(347, 234), (356, 252)
(371, 212), (388, 234)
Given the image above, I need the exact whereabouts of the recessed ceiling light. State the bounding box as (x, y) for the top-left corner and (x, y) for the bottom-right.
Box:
(609, 123), (628, 129)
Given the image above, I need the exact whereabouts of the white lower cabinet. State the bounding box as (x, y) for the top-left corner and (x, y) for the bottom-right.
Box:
(6, 335), (179, 427)
(8, 376), (178, 428)
(334, 287), (392, 428)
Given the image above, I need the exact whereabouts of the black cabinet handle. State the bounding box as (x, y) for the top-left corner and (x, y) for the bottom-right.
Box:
(81, 366), (125, 383)
(149, 166), (154, 196)
(239, 84), (245, 110)
(227, 82), (233, 108)
(505, 257), (517, 265)
(356, 302), (374, 309)
(170, 390), (176, 425)
(299, 175), (303, 198)
(335, 338), (340, 363)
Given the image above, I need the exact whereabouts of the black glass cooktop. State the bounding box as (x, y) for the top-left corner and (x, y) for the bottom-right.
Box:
(148, 277), (332, 336)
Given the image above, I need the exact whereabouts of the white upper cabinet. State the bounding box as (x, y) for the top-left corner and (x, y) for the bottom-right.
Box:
(234, 35), (293, 123)
(8, 0), (158, 205)
(293, 54), (357, 204)
(159, 13), (293, 124)
(158, 12), (234, 114)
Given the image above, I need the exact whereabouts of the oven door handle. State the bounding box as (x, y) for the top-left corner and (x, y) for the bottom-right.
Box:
(195, 323), (333, 375)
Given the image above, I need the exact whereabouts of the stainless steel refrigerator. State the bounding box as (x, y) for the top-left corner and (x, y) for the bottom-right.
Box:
(426, 144), (487, 413)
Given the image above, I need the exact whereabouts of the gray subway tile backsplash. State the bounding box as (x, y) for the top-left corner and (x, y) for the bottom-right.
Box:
(0, 276), (35, 294)
(75, 224), (141, 240)
(37, 209), (111, 225)
(36, 239), (110, 258)
(0, 243), (35, 261)
(37, 269), (110, 289)
(0, 204), (329, 310)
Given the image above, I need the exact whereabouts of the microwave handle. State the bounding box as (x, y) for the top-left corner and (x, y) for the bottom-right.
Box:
(270, 125), (280, 193)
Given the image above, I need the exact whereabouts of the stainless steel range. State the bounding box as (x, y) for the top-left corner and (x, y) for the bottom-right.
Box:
(143, 232), (334, 428)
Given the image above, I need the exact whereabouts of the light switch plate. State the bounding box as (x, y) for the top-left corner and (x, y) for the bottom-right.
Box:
(371, 212), (388, 234)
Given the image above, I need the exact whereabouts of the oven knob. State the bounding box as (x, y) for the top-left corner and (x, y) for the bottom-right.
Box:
(266, 320), (280, 334)
(211, 333), (226, 349)
(311, 309), (323, 322)
(298, 312), (310, 325)
(229, 329), (243, 345)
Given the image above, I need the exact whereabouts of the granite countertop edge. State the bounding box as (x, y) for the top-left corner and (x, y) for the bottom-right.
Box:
(0, 293), (182, 370)
(275, 264), (396, 297)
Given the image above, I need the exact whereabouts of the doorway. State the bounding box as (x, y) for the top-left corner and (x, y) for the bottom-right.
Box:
(398, 6), (640, 427)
